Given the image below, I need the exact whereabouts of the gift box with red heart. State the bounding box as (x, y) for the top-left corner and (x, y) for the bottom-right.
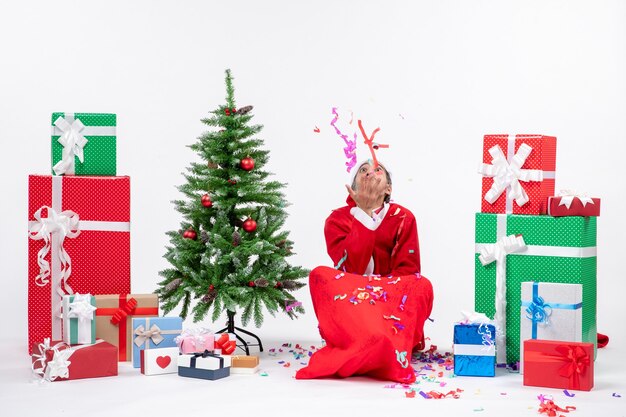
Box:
(523, 339), (594, 391)
(140, 347), (179, 375)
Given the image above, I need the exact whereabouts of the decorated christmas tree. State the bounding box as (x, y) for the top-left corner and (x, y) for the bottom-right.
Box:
(157, 69), (308, 330)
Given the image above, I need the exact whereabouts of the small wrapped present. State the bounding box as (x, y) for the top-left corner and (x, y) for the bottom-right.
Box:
(95, 294), (159, 361)
(31, 338), (117, 382)
(478, 134), (557, 215)
(453, 316), (496, 377)
(131, 317), (183, 368)
(214, 333), (237, 355)
(178, 350), (231, 381)
(547, 191), (601, 217)
(523, 339), (593, 391)
(27, 175), (131, 353)
(140, 347), (179, 376)
(520, 282), (583, 373)
(51, 112), (116, 176)
(62, 293), (96, 345)
(175, 328), (214, 354)
(230, 355), (260, 374)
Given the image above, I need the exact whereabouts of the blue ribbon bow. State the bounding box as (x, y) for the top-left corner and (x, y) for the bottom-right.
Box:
(521, 282), (582, 339)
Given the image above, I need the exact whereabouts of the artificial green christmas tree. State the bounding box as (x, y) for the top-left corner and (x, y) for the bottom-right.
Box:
(157, 70), (308, 349)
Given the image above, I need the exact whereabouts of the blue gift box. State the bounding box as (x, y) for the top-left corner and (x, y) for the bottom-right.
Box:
(178, 351), (230, 381)
(453, 323), (496, 377)
(131, 317), (183, 368)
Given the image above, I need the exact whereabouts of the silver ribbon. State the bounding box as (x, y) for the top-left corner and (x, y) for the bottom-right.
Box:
(478, 234), (527, 363)
(52, 115), (88, 176)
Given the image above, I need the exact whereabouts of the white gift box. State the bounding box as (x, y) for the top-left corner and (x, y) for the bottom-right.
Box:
(520, 281), (582, 373)
(140, 347), (179, 375)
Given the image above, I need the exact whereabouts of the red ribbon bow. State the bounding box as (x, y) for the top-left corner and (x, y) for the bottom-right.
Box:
(538, 399), (576, 417)
(555, 344), (590, 390)
(110, 297), (138, 325)
(214, 333), (236, 355)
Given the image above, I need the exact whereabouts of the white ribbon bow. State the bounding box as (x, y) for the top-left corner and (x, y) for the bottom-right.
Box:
(32, 338), (73, 382)
(52, 116), (88, 175)
(460, 310), (492, 324)
(557, 189), (595, 209)
(134, 324), (164, 347)
(67, 293), (96, 322)
(478, 234), (527, 363)
(28, 206), (80, 293)
(479, 144), (544, 208)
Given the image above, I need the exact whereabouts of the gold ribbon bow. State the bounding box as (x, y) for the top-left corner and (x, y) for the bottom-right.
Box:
(133, 324), (164, 347)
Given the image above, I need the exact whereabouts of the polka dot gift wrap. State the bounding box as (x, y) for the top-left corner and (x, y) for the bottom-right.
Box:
(51, 112), (116, 176)
(28, 175), (130, 354)
(474, 212), (597, 365)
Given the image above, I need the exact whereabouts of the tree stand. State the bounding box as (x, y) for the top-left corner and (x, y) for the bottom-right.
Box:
(215, 310), (264, 355)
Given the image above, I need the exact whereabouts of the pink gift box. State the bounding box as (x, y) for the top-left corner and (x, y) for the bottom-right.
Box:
(176, 330), (214, 354)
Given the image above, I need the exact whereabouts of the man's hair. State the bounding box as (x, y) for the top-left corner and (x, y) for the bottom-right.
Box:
(351, 163), (392, 204)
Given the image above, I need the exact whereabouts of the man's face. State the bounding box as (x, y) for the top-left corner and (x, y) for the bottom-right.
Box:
(353, 162), (392, 198)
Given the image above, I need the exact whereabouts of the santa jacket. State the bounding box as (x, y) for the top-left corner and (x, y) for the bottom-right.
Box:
(324, 196), (421, 276)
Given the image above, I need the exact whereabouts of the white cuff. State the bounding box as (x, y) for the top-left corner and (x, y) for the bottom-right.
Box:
(350, 207), (382, 231)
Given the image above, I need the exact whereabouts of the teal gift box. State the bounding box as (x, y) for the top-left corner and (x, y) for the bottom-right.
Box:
(131, 317), (183, 368)
(51, 112), (116, 176)
(474, 213), (597, 364)
(62, 293), (96, 345)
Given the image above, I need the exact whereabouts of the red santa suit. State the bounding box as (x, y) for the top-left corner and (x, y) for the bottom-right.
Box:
(296, 196), (434, 383)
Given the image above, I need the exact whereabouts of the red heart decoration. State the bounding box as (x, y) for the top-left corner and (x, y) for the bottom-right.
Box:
(156, 356), (171, 369)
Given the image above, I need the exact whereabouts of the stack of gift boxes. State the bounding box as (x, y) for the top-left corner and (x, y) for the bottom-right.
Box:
(28, 112), (258, 382)
(453, 134), (599, 392)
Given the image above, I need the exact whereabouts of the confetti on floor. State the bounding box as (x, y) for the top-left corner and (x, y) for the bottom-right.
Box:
(564, 389), (575, 397)
(613, 392), (622, 398)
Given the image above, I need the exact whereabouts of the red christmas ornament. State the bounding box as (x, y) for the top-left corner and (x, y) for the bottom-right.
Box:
(183, 228), (197, 240)
(275, 282), (282, 288)
(248, 281), (255, 287)
(224, 107), (237, 116)
(209, 284), (214, 290)
(240, 157), (255, 171)
(201, 194), (213, 208)
(242, 218), (257, 233)
(228, 179), (237, 185)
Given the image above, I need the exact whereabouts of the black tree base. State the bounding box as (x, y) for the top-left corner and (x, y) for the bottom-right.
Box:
(215, 310), (264, 355)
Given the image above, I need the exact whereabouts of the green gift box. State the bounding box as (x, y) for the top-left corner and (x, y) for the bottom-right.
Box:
(62, 293), (97, 345)
(474, 213), (596, 364)
(51, 112), (116, 176)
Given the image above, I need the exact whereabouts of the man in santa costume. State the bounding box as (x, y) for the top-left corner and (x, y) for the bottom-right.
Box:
(296, 160), (434, 383)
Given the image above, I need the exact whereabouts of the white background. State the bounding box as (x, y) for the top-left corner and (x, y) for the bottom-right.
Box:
(1, 1), (625, 414)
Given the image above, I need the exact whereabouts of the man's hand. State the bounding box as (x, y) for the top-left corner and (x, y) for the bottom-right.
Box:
(345, 171), (386, 215)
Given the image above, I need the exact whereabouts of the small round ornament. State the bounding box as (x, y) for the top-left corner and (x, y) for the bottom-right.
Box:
(240, 157), (255, 171)
(201, 194), (213, 208)
(242, 218), (257, 233)
(183, 228), (197, 240)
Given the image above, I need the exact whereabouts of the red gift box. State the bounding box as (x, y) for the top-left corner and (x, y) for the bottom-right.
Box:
(547, 195), (601, 217)
(31, 339), (118, 381)
(479, 134), (556, 215)
(523, 339), (594, 391)
(28, 175), (130, 353)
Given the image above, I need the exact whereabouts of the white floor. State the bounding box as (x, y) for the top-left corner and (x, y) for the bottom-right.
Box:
(1, 335), (624, 417)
